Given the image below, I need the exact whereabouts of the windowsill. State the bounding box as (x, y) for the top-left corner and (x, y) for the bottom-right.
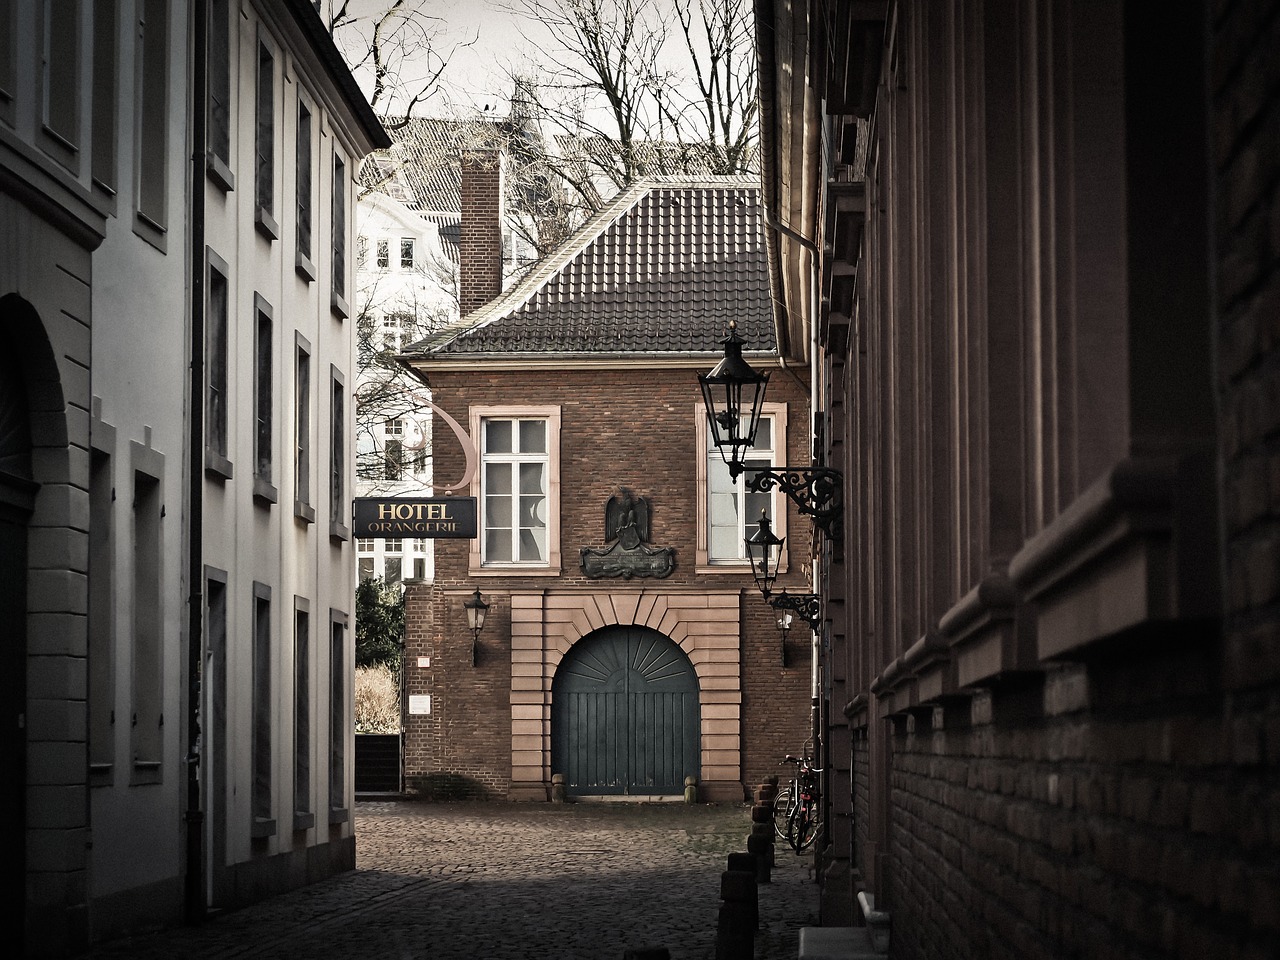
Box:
(330, 289), (349, 320)
(295, 249), (316, 282)
(255, 205), (279, 241)
(89, 762), (112, 787)
(330, 520), (350, 542)
(204, 448), (234, 481)
(133, 210), (168, 253)
(206, 152), (234, 193)
(250, 816), (277, 839)
(253, 476), (278, 506)
(295, 500), (316, 524)
(38, 124), (80, 177)
(293, 811), (316, 832)
(470, 564), (561, 577)
(329, 806), (350, 825)
(90, 177), (118, 216)
(695, 561), (785, 576)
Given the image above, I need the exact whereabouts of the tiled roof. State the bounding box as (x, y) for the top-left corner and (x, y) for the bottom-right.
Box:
(401, 178), (776, 360)
(361, 118), (507, 213)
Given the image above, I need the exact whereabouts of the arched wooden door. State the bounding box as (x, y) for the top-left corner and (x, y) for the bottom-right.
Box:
(551, 626), (700, 796)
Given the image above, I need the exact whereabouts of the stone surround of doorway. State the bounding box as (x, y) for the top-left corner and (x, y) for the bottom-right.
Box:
(507, 588), (745, 802)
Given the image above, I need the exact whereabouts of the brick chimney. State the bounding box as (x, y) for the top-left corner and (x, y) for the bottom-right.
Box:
(459, 150), (505, 315)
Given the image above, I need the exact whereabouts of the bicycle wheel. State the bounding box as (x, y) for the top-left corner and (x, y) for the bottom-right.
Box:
(771, 786), (794, 841)
(794, 801), (822, 852)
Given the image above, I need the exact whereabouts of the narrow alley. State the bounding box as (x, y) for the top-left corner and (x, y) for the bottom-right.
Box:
(80, 801), (817, 960)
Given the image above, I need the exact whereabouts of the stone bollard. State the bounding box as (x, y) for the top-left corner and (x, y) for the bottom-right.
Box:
(551, 773), (566, 803)
(684, 775), (698, 804)
(716, 866), (757, 960)
(725, 855), (759, 930)
(623, 949), (670, 960)
(749, 782), (777, 871)
(746, 829), (772, 882)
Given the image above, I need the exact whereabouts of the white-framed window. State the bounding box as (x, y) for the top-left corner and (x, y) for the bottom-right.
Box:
(384, 417), (403, 480)
(400, 237), (415, 270)
(376, 238), (389, 270)
(469, 405), (561, 574)
(384, 538), (402, 585)
(253, 30), (278, 240)
(356, 537), (375, 582)
(695, 401), (789, 572)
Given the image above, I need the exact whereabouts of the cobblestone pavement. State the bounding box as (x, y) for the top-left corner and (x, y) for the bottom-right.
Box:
(81, 800), (819, 960)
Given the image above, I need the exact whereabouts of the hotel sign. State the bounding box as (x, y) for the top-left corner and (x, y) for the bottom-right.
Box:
(352, 497), (478, 539)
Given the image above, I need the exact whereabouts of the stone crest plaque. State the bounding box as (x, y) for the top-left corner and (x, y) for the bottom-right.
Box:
(580, 489), (675, 579)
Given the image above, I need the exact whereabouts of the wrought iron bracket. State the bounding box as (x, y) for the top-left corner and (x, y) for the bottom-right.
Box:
(768, 591), (822, 630)
(735, 465), (844, 540)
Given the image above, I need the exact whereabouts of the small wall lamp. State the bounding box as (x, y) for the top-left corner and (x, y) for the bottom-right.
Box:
(463, 587), (489, 666)
(776, 611), (793, 667)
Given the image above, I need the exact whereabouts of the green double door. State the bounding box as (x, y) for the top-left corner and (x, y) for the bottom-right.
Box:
(551, 626), (700, 796)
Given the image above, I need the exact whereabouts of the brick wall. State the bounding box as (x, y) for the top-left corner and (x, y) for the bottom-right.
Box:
(827, 1), (1280, 956)
(403, 366), (813, 797)
(458, 150), (503, 316)
(403, 581), (514, 798)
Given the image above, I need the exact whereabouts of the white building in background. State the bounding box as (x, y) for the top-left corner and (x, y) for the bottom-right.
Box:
(0, 1), (388, 954)
(352, 188), (454, 587)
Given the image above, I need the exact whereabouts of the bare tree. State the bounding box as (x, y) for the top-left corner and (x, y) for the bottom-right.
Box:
(352, 248), (456, 491)
(498, 0), (759, 214)
(320, 0), (458, 128)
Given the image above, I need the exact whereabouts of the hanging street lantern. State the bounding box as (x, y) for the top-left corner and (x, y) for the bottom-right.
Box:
(697, 322), (844, 541)
(698, 319), (770, 481)
(744, 510), (785, 599)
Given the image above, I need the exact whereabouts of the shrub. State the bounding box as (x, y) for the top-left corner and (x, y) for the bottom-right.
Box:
(355, 664), (400, 733)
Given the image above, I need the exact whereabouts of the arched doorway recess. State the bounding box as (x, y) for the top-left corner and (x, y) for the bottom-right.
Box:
(551, 625), (700, 796)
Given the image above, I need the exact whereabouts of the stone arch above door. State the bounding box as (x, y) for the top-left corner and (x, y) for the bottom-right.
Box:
(508, 589), (744, 802)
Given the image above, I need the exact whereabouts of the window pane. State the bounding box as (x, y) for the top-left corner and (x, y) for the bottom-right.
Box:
(376, 239), (388, 269)
(519, 462), (544, 496)
(256, 309), (272, 480)
(255, 41), (273, 214)
(519, 420), (545, 453)
(486, 462), (511, 495)
(485, 495), (511, 527)
(745, 489), (771, 526)
(358, 557), (374, 581)
(710, 526), (739, 559)
(486, 420), (512, 453)
(519, 495), (545, 528)
(753, 418), (772, 450)
(485, 530), (511, 563)
(519, 527), (545, 562)
(296, 102), (312, 258)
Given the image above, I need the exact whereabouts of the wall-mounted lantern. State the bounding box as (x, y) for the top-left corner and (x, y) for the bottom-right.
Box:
(698, 321), (844, 540)
(463, 587), (489, 667)
(744, 511), (785, 600)
(776, 610), (794, 667)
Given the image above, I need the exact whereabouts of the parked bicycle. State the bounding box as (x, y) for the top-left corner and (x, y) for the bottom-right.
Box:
(772, 754), (823, 852)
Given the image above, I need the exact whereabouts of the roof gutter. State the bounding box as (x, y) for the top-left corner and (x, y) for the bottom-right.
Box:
(754, 0), (819, 395)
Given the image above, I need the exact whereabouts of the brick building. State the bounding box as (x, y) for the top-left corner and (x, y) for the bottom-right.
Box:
(397, 172), (814, 802)
(754, 0), (1280, 956)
